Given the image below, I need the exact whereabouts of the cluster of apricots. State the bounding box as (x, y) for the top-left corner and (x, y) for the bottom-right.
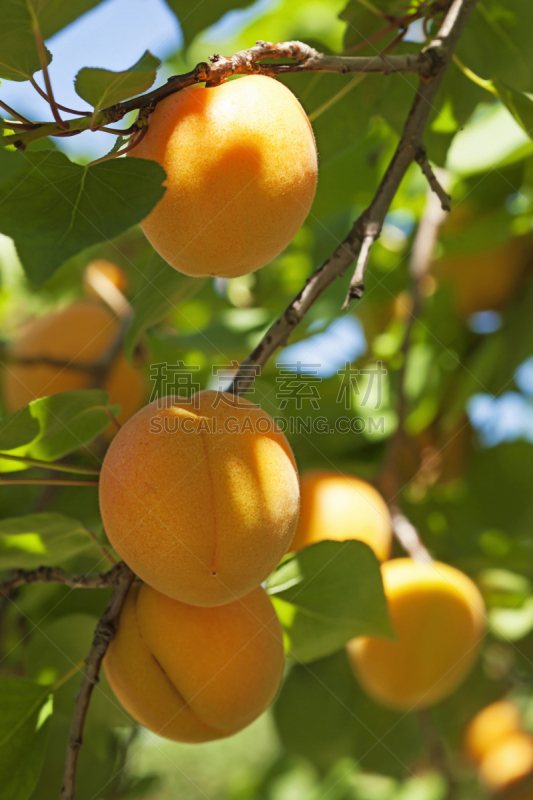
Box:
(465, 700), (533, 796)
(0, 75), (488, 746)
(295, 471), (486, 711)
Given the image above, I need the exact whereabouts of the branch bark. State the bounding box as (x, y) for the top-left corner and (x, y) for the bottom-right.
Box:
(60, 561), (135, 800)
(390, 506), (433, 563)
(0, 563), (123, 598)
(4, 41), (437, 149)
(228, 0), (479, 395)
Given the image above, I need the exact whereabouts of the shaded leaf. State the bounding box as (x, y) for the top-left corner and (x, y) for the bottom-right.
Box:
(266, 540), (392, 663)
(36, 0), (106, 40)
(74, 50), (161, 110)
(124, 253), (203, 361)
(0, 151), (166, 285)
(0, 389), (117, 460)
(0, 678), (53, 800)
(23, 614), (127, 726)
(0, 512), (97, 569)
(274, 650), (422, 776)
(164, 0), (255, 48)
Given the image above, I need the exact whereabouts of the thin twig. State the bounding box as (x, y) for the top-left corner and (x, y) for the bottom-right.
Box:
(60, 562), (135, 800)
(32, 25), (69, 130)
(415, 148), (452, 211)
(86, 125), (148, 166)
(342, 232), (377, 310)
(83, 266), (132, 319)
(0, 99), (34, 126)
(0, 478), (98, 487)
(390, 506), (433, 563)
(380, 170), (449, 501)
(85, 529), (117, 567)
(28, 77), (90, 116)
(0, 452), (100, 476)
(227, 0), (478, 396)
(0, 564), (123, 598)
(103, 408), (122, 432)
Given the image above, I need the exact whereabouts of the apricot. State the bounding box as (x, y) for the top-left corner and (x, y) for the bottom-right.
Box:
(3, 301), (146, 432)
(433, 237), (531, 317)
(290, 470), (392, 561)
(104, 583), (284, 742)
(99, 390), (300, 606)
(130, 74), (318, 278)
(464, 700), (523, 764)
(479, 733), (533, 791)
(347, 559), (486, 710)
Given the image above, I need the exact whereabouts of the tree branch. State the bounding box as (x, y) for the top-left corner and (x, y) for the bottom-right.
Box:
(3, 41), (438, 150)
(227, 0), (478, 395)
(390, 506), (433, 563)
(60, 561), (135, 800)
(0, 477), (98, 487)
(415, 147), (451, 211)
(0, 563), (123, 598)
(0, 452), (100, 475)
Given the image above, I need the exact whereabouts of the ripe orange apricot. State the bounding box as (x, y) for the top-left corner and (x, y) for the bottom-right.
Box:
(479, 733), (533, 791)
(2, 301), (146, 432)
(289, 470), (392, 561)
(347, 559), (486, 710)
(130, 74), (318, 278)
(464, 700), (523, 764)
(104, 583), (284, 742)
(99, 390), (300, 606)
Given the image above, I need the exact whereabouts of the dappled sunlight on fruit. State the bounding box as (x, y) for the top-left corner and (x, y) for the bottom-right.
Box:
(347, 559), (486, 710)
(104, 583), (284, 742)
(99, 390), (300, 606)
(130, 75), (317, 278)
(290, 470), (392, 561)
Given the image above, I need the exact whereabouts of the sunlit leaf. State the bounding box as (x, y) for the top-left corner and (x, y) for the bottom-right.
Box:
(267, 540), (392, 663)
(75, 50), (161, 110)
(0, 512), (97, 569)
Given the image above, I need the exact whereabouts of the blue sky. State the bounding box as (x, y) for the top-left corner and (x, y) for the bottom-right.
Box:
(1, 0), (183, 158)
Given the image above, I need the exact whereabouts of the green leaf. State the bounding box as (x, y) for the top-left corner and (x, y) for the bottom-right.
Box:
(0, 0), (103, 82)
(23, 614), (127, 726)
(74, 50), (161, 110)
(341, 0), (411, 54)
(493, 80), (533, 139)
(0, 0), (47, 81)
(0, 678), (53, 800)
(0, 389), (117, 460)
(266, 540), (392, 663)
(164, 0), (254, 48)
(274, 650), (422, 776)
(457, 1), (533, 93)
(0, 144), (25, 184)
(0, 513), (97, 569)
(36, 0), (106, 40)
(124, 253), (204, 361)
(0, 151), (166, 285)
